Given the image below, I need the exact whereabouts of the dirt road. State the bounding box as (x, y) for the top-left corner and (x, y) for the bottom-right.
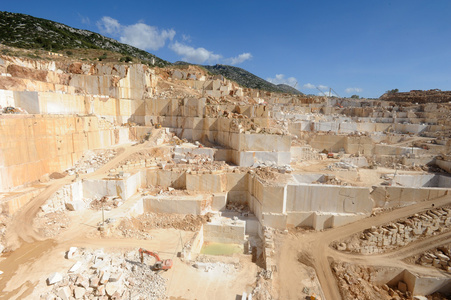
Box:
(5, 128), (164, 250)
(0, 128), (166, 298)
(0, 127), (257, 300)
(277, 194), (451, 300)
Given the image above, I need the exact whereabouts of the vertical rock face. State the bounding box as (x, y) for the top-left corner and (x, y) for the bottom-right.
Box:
(67, 64), (157, 99)
(0, 56), (162, 192)
(0, 56), (158, 99)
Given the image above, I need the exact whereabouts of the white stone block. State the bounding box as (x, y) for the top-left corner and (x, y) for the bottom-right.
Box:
(105, 282), (120, 296)
(47, 272), (63, 285)
(69, 261), (82, 273)
(57, 286), (71, 300)
(66, 247), (78, 259)
(74, 286), (86, 299)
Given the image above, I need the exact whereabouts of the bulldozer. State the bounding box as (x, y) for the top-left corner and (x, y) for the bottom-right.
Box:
(139, 248), (173, 271)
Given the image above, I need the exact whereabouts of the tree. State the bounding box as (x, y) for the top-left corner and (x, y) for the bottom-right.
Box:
(350, 95), (360, 99)
(98, 52), (107, 61)
(120, 56), (132, 63)
(386, 89), (399, 94)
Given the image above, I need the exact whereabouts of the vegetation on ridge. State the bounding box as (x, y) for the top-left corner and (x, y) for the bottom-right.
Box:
(175, 63), (302, 95)
(0, 11), (169, 67)
(0, 11), (302, 95)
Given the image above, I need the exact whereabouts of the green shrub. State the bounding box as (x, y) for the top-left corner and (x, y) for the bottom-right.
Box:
(119, 56), (132, 63)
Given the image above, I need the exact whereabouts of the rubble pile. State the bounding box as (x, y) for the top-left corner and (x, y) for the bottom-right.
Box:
(143, 186), (197, 197)
(262, 228), (276, 275)
(331, 261), (409, 300)
(251, 161), (293, 174)
(315, 176), (350, 186)
(1, 106), (27, 114)
(42, 248), (168, 300)
(192, 255), (241, 274)
(67, 149), (117, 175)
(90, 196), (123, 211)
(0, 214), (10, 253)
(326, 161), (357, 171)
(184, 161), (229, 174)
(253, 167), (291, 185)
(249, 271), (274, 300)
(39, 183), (88, 214)
(115, 212), (212, 237)
(416, 244), (451, 272)
(172, 150), (213, 165)
(337, 207), (451, 254)
(111, 148), (172, 173)
(226, 203), (250, 214)
(33, 211), (70, 238)
(380, 89), (451, 104)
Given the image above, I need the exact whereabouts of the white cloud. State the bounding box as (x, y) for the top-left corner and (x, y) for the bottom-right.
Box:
(302, 83), (315, 89)
(97, 17), (175, 51)
(97, 16), (121, 35)
(345, 87), (363, 94)
(169, 41), (222, 64)
(318, 84), (329, 90)
(121, 23), (175, 51)
(169, 42), (252, 65)
(266, 74), (298, 87)
(225, 53), (253, 65)
(182, 34), (191, 42)
(78, 13), (91, 25)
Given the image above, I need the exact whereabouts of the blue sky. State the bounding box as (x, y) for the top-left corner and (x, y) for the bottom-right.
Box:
(2, 0), (450, 98)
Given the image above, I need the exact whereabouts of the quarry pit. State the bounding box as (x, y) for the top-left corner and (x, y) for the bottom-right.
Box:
(0, 50), (451, 300)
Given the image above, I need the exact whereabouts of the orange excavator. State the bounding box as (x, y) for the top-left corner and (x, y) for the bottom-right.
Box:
(138, 248), (173, 271)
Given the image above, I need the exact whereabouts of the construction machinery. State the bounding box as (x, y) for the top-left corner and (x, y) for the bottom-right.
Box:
(138, 248), (173, 271)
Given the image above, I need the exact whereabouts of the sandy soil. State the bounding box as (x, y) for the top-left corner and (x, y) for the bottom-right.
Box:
(0, 129), (259, 300)
(274, 194), (451, 300)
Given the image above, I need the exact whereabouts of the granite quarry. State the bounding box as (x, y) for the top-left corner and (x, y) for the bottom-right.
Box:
(0, 47), (451, 300)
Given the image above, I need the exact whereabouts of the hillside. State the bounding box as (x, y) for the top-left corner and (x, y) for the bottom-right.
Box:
(380, 89), (451, 104)
(0, 11), (302, 95)
(0, 11), (169, 67)
(202, 64), (303, 95)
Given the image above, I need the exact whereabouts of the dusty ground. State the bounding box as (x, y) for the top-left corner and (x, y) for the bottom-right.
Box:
(1, 128), (451, 300)
(0, 129), (259, 300)
(273, 195), (451, 300)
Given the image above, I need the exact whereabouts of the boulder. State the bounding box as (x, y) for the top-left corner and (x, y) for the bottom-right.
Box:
(66, 247), (78, 259)
(73, 286), (86, 299)
(57, 286), (71, 300)
(69, 261), (82, 273)
(105, 282), (119, 297)
(47, 272), (63, 285)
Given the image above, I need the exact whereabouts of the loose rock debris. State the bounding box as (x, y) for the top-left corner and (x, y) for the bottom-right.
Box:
(115, 213), (213, 238)
(42, 248), (168, 300)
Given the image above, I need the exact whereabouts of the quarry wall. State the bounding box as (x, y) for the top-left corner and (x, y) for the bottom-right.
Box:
(0, 114), (134, 191)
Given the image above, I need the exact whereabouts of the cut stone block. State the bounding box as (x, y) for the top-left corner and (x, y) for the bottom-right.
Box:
(74, 286), (86, 299)
(47, 272), (63, 285)
(109, 272), (123, 283)
(57, 286), (71, 300)
(89, 276), (100, 288)
(66, 247), (78, 259)
(100, 272), (110, 285)
(105, 282), (119, 296)
(96, 284), (106, 296)
(69, 261), (83, 273)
